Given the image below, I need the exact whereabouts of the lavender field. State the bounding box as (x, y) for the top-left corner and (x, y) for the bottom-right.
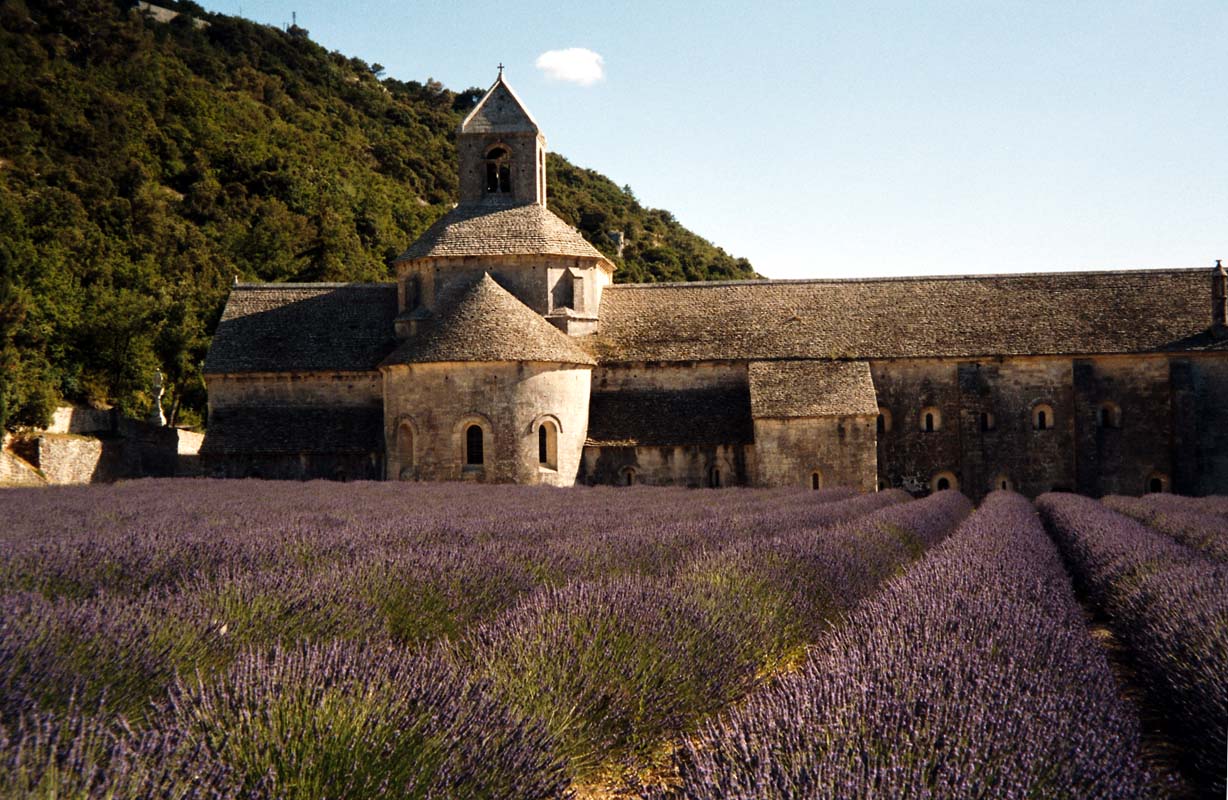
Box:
(0, 480), (1224, 798)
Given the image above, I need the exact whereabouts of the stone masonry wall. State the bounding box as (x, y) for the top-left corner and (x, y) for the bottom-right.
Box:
(207, 373), (382, 410)
(581, 443), (751, 488)
(1172, 354), (1228, 496)
(872, 359), (968, 495)
(753, 416), (877, 491)
(1073, 356), (1173, 497)
(383, 361), (591, 486)
(872, 355), (1188, 500)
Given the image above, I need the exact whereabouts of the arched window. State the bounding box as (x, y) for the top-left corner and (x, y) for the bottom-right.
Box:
(484, 146), (511, 193)
(619, 466), (637, 486)
(920, 406), (942, 432)
(1147, 473), (1169, 493)
(709, 466), (722, 488)
(980, 411), (996, 432)
(1032, 403), (1055, 431)
(992, 474), (1013, 492)
(465, 424), (484, 466)
(1098, 402), (1121, 429)
(877, 407), (893, 434)
(810, 471), (822, 490)
(538, 419), (558, 470)
(931, 471), (958, 493)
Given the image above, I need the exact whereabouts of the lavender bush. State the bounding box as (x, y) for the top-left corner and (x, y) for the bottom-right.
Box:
(1039, 493), (1228, 795)
(166, 640), (569, 800)
(1102, 494), (1228, 563)
(663, 492), (1155, 799)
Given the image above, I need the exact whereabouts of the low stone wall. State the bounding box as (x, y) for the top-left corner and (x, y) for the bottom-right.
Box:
(46, 406), (115, 435)
(0, 446), (45, 486)
(36, 434), (114, 484)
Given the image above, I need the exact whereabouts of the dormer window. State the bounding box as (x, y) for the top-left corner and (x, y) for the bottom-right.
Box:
(484, 146), (511, 193)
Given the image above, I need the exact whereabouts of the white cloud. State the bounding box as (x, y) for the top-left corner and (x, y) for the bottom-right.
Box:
(535, 48), (605, 86)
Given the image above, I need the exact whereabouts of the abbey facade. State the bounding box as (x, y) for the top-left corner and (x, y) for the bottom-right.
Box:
(202, 75), (1228, 500)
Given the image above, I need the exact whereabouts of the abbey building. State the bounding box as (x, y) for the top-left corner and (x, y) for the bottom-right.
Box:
(202, 74), (1228, 499)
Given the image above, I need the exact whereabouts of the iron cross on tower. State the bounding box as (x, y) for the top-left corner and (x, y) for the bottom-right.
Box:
(498, 63), (504, 77)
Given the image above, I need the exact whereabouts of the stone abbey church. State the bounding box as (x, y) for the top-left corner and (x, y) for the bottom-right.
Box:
(202, 74), (1228, 500)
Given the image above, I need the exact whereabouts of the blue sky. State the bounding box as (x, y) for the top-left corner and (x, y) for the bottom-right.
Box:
(198, 1), (1226, 280)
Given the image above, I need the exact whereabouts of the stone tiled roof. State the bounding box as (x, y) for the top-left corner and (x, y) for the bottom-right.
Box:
(204, 283), (397, 374)
(586, 387), (754, 447)
(590, 269), (1217, 362)
(395, 202), (610, 264)
(460, 76), (540, 134)
(200, 406), (383, 454)
(749, 360), (878, 418)
(381, 274), (596, 367)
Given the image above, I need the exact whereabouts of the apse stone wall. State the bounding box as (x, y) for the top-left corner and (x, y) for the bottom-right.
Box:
(383, 360), (591, 486)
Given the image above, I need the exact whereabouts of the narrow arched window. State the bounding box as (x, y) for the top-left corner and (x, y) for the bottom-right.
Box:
(936, 476), (950, 491)
(920, 407), (941, 432)
(980, 411), (995, 432)
(537, 420), (558, 470)
(993, 473), (1013, 492)
(1147, 473), (1169, 493)
(810, 472), (821, 490)
(710, 467), (722, 488)
(465, 424), (484, 465)
(1098, 402), (1121, 429)
(1032, 403), (1055, 432)
(925, 413), (935, 432)
(877, 407), (892, 434)
(877, 414), (885, 434)
(620, 466), (636, 486)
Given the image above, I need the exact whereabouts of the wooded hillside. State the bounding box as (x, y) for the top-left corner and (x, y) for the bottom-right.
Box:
(0, 0), (755, 430)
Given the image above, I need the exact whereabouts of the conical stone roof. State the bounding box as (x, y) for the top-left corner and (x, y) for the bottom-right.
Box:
(395, 202), (610, 265)
(380, 274), (596, 367)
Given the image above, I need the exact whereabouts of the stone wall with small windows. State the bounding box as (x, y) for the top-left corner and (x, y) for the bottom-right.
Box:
(1072, 356), (1174, 497)
(382, 360), (590, 486)
(1172, 354), (1228, 496)
(871, 360), (966, 496)
(752, 416), (877, 492)
(868, 355), (1191, 500)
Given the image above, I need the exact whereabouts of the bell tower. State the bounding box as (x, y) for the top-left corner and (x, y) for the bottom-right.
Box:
(457, 68), (547, 206)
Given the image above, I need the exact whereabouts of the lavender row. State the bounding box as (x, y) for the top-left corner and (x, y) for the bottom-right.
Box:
(0, 480), (877, 602)
(1038, 492), (1228, 795)
(1, 640), (571, 799)
(453, 490), (971, 779)
(662, 492), (1154, 799)
(1101, 494), (1228, 563)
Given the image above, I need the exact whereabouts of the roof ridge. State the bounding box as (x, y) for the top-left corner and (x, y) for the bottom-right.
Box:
(607, 266), (1208, 290)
